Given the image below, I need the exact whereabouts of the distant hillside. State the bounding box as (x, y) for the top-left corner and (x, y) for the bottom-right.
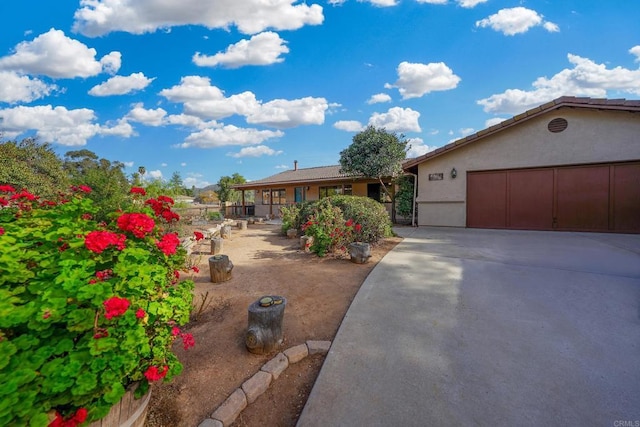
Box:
(194, 184), (219, 195)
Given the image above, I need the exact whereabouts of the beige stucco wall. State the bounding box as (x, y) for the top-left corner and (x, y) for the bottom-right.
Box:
(416, 108), (640, 227)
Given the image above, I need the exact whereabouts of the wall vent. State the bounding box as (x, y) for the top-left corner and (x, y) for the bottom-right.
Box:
(548, 117), (568, 133)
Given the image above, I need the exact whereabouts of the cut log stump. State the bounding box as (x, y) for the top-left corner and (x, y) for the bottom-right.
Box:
(209, 255), (233, 283)
(211, 237), (223, 255)
(237, 220), (248, 230)
(348, 242), (371, 264)
(220, 225), (232, 239)
(246, 296), (287, 355)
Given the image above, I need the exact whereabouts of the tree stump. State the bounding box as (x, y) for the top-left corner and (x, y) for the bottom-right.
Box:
(209, 255), (233, 283)
(220, 225), (232, 239)
(211, 237), (223, 255)
(300, 235), (313, 252)
(247, 217), (255, 225)
(348, 242), (371, 264)
(237, 220), (248, 230)
(246, 296), (287, 354)
(286, 228), (297, 239)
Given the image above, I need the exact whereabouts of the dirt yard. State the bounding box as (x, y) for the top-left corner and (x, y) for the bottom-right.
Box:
(145, 222), (401, 427)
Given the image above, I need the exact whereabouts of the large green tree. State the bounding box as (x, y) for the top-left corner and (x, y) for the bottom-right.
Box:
(0, 138), (69, 198)
(64, 149), (130, 216)
(339, 126), (408, 200)
(217, 173), (246, 203)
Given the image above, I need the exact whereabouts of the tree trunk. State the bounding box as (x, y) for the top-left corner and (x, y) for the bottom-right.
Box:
(246, 296), (287, 354)
(208, 255), (233, 283)
(220, 225), (232, 239)
(348, 242), (371, 264)
(211, 237), (223, 255)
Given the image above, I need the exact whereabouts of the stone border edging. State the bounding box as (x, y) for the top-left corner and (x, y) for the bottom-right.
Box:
(198, 340), (332, 427)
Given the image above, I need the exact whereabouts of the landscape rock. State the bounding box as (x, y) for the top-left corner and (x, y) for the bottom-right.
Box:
(241, 371), (272, 404)
(284, 343), (309, 364)
(211, 388), (247, 426)
(307, 340), (331, 355)
(261, 353), (289, 380)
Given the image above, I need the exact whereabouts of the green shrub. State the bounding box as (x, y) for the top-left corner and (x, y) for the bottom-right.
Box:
(207, 211), (223, 221)
(328, 195), (393, 243)
(279, 204), (301, 234)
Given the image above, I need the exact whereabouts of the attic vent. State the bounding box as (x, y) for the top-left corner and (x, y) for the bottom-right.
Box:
(548, 118), (568, 133)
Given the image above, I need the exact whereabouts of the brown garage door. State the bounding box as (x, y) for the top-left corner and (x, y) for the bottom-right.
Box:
(467, 162), (640, 233)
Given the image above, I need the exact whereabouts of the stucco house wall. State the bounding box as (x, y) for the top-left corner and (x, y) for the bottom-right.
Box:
(411, 105), (640, 227)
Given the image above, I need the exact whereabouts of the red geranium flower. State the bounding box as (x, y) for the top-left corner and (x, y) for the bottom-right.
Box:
(0, 227), (4, 236)
(171, 326), (181, 336)
(355, 224), (362, 232)
(181, 333), (195, 350)
(191, 266), (200, 273)
(0, 185), (16, 193)
(10, 190), (37, 201)
(144, 365), (169, 381)
(84, 230), (127, 253)
(193, 231), (204, 241)
(0, 197), (7, 206)
(130, 187), (146, 195)
(345, 218), (354, 227)
(136, 309), (146, 319)
(103, 296), (130, 319)
(117, 213), (155, 238)
(156, 233), (180, 255)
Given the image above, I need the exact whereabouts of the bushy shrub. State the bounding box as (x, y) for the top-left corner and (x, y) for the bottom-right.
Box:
(0, 185), (197, 426)
(328, 195), (393, 243)
(279, 204), (301, 234)
(207, 211), (223, 221)
(293, 196), (392, 256)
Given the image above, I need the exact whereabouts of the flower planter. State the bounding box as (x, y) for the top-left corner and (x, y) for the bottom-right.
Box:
(88, 384), (151, 427)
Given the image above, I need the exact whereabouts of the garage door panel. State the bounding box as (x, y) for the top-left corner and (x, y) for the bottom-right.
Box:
(467, 172), (506, 228)
(613, 163), (640, 232)
(556, 166), (610, 231)
(508, 169), (554, 230)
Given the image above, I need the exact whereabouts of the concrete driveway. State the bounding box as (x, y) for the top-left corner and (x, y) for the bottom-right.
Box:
(298, 227), (640, 426)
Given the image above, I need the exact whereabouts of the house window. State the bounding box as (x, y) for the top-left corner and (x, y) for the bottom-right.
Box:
(319, 184), (352, 198)
(271, 189), (286, 205)
(261, 189), (270, 205)
(294, 187), (305, 203)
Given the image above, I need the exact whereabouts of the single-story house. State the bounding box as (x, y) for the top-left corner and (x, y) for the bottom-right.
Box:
(233, 161), (393, 218)
(403, 96), (640, 233)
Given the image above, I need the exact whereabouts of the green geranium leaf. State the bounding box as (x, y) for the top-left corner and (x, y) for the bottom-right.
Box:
(66, 309), (95, 332)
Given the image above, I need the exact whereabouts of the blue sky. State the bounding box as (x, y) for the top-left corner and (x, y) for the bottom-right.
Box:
(1, 1), (639, 188)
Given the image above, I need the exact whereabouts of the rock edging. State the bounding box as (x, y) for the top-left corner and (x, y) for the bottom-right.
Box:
(198, 340), (332, 427)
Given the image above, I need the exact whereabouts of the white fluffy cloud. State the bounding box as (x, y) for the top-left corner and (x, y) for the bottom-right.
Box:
(367, 93), (392, 104)
(334, 120), (364, 132)
(368, 107), (421, 132)
(246, 97), (328, 128)
(179, 125), (284, 148)
(476, 7), (559, 36)
(457, 0), (487, 7)
(89, 73), (154, 96)
(193, 32), (289, 68)
(126, 104), (168, 126)
(147, 170), (163, 180)
(0, 105), (132, 145)
(73, 0), (324, 36)
(478, 52), (640, 114)
(228, 145), (283, 158)
(385, 61), (460, 99)
(160, 76), (260, 120)
(160, 76), (329, 127)
(405, 137), (438, 158)
(0, 71), (57, 103)
(485, 117), (506, 128)
(631, 45), (640, 62)
(0, 28), (120, 78)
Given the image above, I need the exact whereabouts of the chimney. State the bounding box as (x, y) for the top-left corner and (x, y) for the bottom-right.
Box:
(294, 160), (298, 171)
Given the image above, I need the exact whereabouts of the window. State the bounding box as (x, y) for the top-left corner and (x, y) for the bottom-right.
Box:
(319, 184), (352, 198)
(271, 189), (286, 205)
(261, 189), (270, 205)
(294, 187), (305, 203)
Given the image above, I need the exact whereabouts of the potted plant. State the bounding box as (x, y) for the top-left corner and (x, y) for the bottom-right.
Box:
(0, 185), (200, 426)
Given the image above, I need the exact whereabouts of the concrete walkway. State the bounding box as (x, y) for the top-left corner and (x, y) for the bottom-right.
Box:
(298, 227), (640, 426)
